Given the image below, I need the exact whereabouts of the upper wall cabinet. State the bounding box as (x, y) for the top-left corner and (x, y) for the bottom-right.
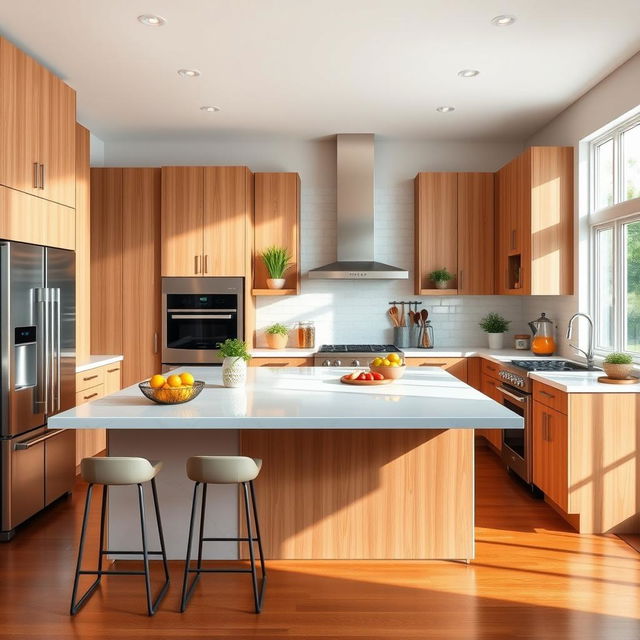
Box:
(253, 172), (300, 295)
(495, 146), (574, 295)
(0, 37), (76, 208)
(161, 166), (252, 277)
(415, 172), (494, 295)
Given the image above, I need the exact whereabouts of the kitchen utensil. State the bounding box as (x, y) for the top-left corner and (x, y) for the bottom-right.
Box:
(422, 321), (434, 348)
(528, 312), (556, 356)
(388, 307), (400, 327)
(408, 310), (415, 327)
(369, 364), (406, 380)
(421, 309), (429, 325)
(340, 375), (394, 386)
(139, 381), (205, 405)
(400, 302), (406, 327)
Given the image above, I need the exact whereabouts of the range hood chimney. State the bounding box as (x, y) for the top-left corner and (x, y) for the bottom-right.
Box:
(308, 134), (408, 280)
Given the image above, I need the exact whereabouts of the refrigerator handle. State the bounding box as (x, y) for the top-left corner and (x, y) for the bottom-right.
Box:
(50, 288), (61, 414)
(34, 288), (49, 414)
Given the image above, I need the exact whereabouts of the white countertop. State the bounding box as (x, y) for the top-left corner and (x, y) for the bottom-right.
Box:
(529, 370), (640, 393)
(49, 366), (523, 430)
(76, 355), (124, 373)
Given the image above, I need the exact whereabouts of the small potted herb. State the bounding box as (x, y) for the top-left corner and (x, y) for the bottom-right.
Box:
(479, 312), (511, 350)
(265, 323), (289, 350)
(428, 267), (454, 290)
(603, 352), (634, 380)
(217, 338), (251, 387)
(260, 245), (293, 289)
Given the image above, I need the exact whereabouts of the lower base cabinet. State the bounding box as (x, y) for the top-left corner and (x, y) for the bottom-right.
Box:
(249, 358), (313, 367)
(404, 357), (467, 382)
(476, 369), (503, 451)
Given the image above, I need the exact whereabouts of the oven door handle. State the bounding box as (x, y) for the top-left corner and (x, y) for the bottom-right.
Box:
(167, 309), (237, 313)
(169, 314), (233, 320)
(496, 385), (528, 404)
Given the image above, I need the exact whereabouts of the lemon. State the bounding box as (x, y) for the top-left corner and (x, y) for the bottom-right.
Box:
(372, 357), (383, 366)
(389, 361), (399, 367)
(149, 374), (166, 389)
(387, 353), (400, 363)
(180, 372), (195, 386)
(167, 374), (183, 388)
(382, 358), (391, 366)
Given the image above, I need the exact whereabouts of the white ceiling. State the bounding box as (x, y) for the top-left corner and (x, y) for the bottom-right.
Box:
(1, 0), (639, 142)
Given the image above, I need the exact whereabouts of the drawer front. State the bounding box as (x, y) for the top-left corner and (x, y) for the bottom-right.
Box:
(481, 359), (501, 381)
(75, 383), (105, 406)
(104, 364), (122, 395)
(250, 358), (313, 367)
(76, 368), (105, 392)
(533, 381), (568, 415)
(404, 357), (467, 382)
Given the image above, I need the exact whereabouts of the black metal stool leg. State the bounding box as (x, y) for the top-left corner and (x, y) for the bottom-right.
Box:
(196, 483), (208, 573)
(151, 477), (171, 585)
(70, 484), (99, 615)
(137, 483), (154, 616)
(242, 482), (261, 613)
(249, 481), (266, 579)
(180, 481), (201, 612)
(97, 485), (108, 576)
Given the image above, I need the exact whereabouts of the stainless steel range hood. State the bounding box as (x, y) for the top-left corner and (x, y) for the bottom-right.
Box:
(309, 134), (408, 280)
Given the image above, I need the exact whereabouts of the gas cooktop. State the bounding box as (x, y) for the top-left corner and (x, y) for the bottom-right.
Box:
(510, 360), (589, 372)
(317, 344), (402, 353)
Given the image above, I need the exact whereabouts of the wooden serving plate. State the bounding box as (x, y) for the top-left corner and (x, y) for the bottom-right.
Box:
(597, 376), (640, 385)
(340, 375), (394, 386)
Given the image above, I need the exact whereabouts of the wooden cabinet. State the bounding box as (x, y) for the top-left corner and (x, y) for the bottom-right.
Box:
(253, 173), (300, 295)
(414, 172), (494, 295)
(478, 373), (503, 451)
(104, 363), (122, 395)
(0, 36), (76, 208)
(495, 146), (573, 295)
(533, 380), (568, 414)
(75, 124), (90, 362)
(91, 168), (161, 387)
(404, 357), (467, 382)
(161, 166), (251, 277)
(249, 357), (313, 367)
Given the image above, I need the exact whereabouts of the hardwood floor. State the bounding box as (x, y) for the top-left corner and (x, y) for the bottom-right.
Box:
(0, 444), (638, 639)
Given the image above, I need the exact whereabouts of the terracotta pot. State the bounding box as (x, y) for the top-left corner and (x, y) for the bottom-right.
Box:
(265, 332), (288, 349)
(603, 362), (633, 380)
(267, 278), (286, 289)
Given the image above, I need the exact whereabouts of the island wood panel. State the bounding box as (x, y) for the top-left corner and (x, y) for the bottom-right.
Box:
(243, 168), (256, 345)
(203, 166), (250, 276)
(253, 172), (300, 292)
(75, 124), (90, 362)
(161, 166), (204, 276)
(122, 168), (161, 386)
(90, 168), (123, 354)
(404, 357), (467, 382)
(0, 184), (75, 249)
(467, 357), (481, 389)
(457, 173), (494, 294)
(240, 428), (474, 560)
(414, 172), (458, 294)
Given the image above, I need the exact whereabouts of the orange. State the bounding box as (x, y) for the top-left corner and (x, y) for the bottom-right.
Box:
(149, 374), (166, 389)
(167, 374), (183, 388)
(180, 372), (195, 386)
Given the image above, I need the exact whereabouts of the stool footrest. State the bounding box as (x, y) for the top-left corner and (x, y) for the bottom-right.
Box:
(202, 536), (259, 542)
(79, 569), (146, 576)
(100, 550), (165, 555)
(188, 568), (253, 574)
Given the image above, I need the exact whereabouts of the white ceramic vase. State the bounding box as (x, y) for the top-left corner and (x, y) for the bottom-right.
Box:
(222, 357), (247, 388)
(487, 333), (504, 350)
(267, 278), (286, 290)
(435, 280), (450, 290)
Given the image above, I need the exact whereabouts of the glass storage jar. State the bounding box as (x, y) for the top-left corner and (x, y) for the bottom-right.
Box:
(296, 321), (316, 348)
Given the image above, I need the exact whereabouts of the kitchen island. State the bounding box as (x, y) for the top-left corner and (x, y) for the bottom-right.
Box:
(50, 367), (522, 561)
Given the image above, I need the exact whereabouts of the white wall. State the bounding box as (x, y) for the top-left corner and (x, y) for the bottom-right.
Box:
(102, 135), (527, 347)
(525, 51), (640, 358)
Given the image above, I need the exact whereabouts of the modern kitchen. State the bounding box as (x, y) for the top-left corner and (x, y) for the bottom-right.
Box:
(0, 2), (639, 639)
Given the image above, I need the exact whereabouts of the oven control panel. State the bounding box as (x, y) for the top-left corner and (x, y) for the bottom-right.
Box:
(498, 370), (526, 388)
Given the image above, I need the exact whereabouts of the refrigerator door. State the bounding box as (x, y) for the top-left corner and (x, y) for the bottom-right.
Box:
(0, 242), (46, 437)
(45, 248), (75, 415)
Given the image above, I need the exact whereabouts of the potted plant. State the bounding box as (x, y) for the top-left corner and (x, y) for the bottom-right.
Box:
(265, 323), (289, 349)
(479, 312), (511, 350)
(260, 245), (292, 289)
(428, 267), (454, 290)
(603, 352), (634, 379)
(217, 338), (251, 387)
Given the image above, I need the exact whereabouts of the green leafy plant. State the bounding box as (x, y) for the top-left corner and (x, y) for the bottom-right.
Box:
(265, 323), (289, 337)
(604, 352), (633, 365)
(217, 338), (251, 362)
(260, 245), (292, 279)
(479, 312), (511, 334)
(428, 268), (454, 283)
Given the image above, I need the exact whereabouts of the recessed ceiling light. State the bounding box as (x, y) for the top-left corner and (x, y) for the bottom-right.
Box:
(491, 15), (516, 26)
(137, 14), (166, 26)
(436, 106), (455, 113)
(177, 68), (200, 78)
(200, 106), (221, 112)
(458, 69), (479, 78)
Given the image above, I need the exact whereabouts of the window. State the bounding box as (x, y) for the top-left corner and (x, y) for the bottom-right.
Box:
(590, 113), (640, 358)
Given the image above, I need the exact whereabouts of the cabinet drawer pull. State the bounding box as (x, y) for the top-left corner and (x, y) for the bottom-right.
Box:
(194, 255), (200, 274)
(83, 392), (98, 401)
(486, 364), (497, 372)
(107, 368), (120, 373)
(40, 163), (45, 189)
(204, 254), (208, 273)
(539, 390), (555, 399)
(82, 374), (98, 382)
(33, 162), (39, 188)
(511, 229), (516, 250)
(420, 362), (447, 367)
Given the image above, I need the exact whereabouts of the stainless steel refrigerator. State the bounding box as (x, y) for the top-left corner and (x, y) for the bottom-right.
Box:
(1, 241), (76, 540)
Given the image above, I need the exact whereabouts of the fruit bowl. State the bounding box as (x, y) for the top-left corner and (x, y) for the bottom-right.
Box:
(369, 364), (406, 380)
(139, 381), (205, 405)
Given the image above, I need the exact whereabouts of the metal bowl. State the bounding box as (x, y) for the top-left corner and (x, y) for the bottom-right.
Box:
(138, 381), (205, 405)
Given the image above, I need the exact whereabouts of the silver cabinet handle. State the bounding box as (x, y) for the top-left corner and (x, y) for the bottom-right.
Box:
(39, 163), (45, 189)
(33, 162), (39, 188)
(15, 428), (64, 450)
(170, 314), (232, 320)
(497, 385), (527, 404)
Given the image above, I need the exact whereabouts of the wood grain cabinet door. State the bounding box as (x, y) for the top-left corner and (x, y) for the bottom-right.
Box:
(161, 167), (204, 276)
(203, 166), (249, 276)
(0, 37), (41, 197)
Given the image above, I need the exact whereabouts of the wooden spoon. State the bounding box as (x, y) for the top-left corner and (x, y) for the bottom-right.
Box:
(388, 307), (399, 327)
(421, 309), (429, 325)
(400, 302), (406, 327)
(408, 310), (415, 327)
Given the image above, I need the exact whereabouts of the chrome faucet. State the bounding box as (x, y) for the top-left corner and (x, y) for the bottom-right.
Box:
(566, 313), (595, 370)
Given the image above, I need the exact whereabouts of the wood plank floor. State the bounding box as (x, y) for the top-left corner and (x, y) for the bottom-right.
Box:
(0, 444), (638, 639)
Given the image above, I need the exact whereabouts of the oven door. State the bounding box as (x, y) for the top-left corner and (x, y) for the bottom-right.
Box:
(496, 384), (533, 484)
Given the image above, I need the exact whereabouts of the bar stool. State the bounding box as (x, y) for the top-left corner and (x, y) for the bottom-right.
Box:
(180, 456), (266, 613)
(70, 457), (170, 616)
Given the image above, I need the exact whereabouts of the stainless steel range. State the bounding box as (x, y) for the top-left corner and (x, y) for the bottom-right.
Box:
(314, 344), (403, 367)
(496, 359), (592, 487)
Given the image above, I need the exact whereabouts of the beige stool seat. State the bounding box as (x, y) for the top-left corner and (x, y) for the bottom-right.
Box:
(80, 457), (162, 485)
(186, 456), (261, 484)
